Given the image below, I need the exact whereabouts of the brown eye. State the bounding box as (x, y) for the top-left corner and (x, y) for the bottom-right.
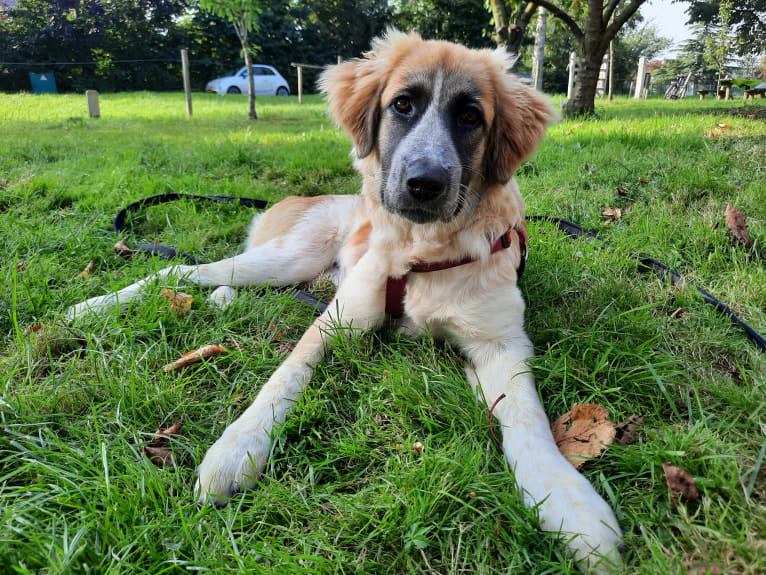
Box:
(458, 107), (481, 127)
(393, 96), (413, 116)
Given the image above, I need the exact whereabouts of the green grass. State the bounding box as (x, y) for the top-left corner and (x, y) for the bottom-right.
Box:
(1, 91), (764, 574)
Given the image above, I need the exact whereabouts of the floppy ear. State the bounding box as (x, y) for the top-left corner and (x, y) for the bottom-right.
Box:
(319, 57), (384, 158)
(319, 29), (422, 158)
(485, 71), (558, 185)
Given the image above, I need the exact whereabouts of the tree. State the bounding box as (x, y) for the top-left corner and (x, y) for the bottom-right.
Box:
(702, 0), (733, 93)
(392, 0), (492, 48)
(490, 1), (537, 55)
(681, 0), (766, 56)
(495, 0), (649, 116)
(199, 0), (262, 119)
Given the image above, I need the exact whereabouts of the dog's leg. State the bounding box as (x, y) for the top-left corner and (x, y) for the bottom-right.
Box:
(66, 232), (346, 319)
(463, 337), (622, 574)
(195, 250), (387, 506)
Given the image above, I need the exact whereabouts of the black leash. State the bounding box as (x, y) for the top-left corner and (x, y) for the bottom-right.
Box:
(112, 194), (765, 352)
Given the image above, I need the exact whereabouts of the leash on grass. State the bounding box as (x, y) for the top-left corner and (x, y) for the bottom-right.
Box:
(112, 193), (766, 353)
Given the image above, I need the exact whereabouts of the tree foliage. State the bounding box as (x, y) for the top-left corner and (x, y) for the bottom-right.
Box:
(681, 0), (766, 56)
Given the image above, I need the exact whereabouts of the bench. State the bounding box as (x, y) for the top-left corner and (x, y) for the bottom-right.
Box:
(744, 87), (766, 100)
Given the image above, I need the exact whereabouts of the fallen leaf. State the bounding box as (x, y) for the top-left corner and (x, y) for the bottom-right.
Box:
(616, 187), (627, 196)
(683, 562), (722, 575)
(717, 123), (729, 129)
(114, 239), (134, 256)
(24, 323), (43, 337)
(412, 441), (424, 456)
(670, 307), (686, 319)
(81, 259), (98, 278)
(144, 445), (176, 467)
(550, 403), (616, 468)
(573, 122), (583, 129)
(638, 177), (650, 185)
(724, 204), (754, 248)
(276, 341), (296, 355)
(16, 261), (26, 272)
(162, 344), (227, 373)
(614, 414), (645, 445)
(153, 415), (185, 446)
(468, 492), (477, 498)
(602, 207), (622, 221)
(161, 289), (193, 317)
(663, 462), (700, 505)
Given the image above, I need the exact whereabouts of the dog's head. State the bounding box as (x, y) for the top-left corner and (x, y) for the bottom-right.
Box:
(320, 30), (557, 224)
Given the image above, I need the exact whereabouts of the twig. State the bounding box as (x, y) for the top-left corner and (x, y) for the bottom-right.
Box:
(488, 393), (506, 450)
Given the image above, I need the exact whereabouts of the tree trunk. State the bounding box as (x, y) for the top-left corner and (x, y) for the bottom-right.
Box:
(234, 19), (257, 120)
(243, 44), (257, 120)
(532, 7), (547, 91)
(567, 49), (604, 116)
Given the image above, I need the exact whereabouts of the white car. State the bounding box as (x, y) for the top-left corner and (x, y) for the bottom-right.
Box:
(206, 65), (290, 96)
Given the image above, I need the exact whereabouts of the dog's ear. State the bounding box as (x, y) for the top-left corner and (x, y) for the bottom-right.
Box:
(320, 29), (421, 158)
(484, 60), (558, 185)
(319, 57), (383, 158)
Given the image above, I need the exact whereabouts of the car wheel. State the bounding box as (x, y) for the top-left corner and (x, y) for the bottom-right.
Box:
(226, 86), (241, 94)
(276, 86), (289, 96)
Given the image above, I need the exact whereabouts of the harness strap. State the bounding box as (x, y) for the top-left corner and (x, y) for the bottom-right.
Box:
(385, 226), (527, 318)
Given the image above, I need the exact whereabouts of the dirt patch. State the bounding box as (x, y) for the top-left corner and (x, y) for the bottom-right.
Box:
(727, 106), (766, 120)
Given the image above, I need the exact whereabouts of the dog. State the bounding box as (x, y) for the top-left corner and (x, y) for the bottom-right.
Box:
(68, 31), (622, 573)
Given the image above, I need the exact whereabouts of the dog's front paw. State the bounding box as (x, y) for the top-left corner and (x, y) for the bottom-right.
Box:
(543, 472), (623, 574)
(194, 422), (271, 507)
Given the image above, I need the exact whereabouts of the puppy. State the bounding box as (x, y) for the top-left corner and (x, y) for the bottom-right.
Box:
(69, 31), (622, 573)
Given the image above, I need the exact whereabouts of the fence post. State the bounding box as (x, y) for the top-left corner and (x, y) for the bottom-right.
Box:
(531, 7), (546, 91)
(337, 55), (342, 65)
(181, 49), (192, 117)
(634, 56), (647, 99)
(297, 65), (303, 105)
(567, 52), (577, 100)
(86, 90), (100, 118)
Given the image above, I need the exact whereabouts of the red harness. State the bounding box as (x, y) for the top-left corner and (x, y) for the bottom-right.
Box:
(385, 225), (527, 318)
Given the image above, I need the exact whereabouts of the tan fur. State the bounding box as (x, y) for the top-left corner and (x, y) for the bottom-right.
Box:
(247, 195), (327, 248)
(69, 31), (621, 574)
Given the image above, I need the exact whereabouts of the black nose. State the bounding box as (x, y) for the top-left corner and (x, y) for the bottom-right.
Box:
(406, 161), (450, 202)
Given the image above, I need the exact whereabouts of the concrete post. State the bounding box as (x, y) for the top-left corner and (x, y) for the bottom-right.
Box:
(86, 90), (100, 118)
(531, 7), (547, 91)
(597, 51), (609, 97)
(567, 52), (577, 100)
(634, 56), (647, 99)
(181, 49), (192, 117)
(297, 65), (303, 105)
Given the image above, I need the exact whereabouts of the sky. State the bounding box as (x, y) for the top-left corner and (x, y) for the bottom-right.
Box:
(638, 0), (694, 57)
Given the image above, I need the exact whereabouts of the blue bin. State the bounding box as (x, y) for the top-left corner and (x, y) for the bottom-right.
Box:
(29, 71), (58, 94)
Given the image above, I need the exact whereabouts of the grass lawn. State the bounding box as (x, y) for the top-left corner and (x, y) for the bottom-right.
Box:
(1, 91), (764, 574)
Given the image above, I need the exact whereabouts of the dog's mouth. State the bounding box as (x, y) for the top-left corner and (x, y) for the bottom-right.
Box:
(395, 206), (444, 223)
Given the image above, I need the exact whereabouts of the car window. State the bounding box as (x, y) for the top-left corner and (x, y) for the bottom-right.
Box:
(260, 68), (275, 76)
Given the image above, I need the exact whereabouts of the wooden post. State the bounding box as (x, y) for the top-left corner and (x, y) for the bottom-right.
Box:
(86, 90), (100, 118)
(181, 49), (192, 118)
(297, 65), (303, 105)
(567, 52), (577, 100)
(337, 55), (342, 65)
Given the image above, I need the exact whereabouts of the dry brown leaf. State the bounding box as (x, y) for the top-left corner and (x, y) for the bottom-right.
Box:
(16, 261), (26, 272)
(162, 344), (227, 373)
(412, 441), (424, 456)
(81, 259), (98, 278)
(161, 289), (193, 317)
(24, 323), (43, 337)
(724, 204), (754, 248)
(114, 239), (134, 256)
(144, 445), (176, 467)
(717, 123), (729, 129)
(152, 415), (185, 446)
(663, 462), (700, 505)
(683, 562), (723, 575)
(573, 122), (583, 129)
(638, 177), (650, 185)
(602, 207), (622, 221)
(551, 403), (616, 468)
(614, 414), (645, 445)
(616, 187), (627, 196)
